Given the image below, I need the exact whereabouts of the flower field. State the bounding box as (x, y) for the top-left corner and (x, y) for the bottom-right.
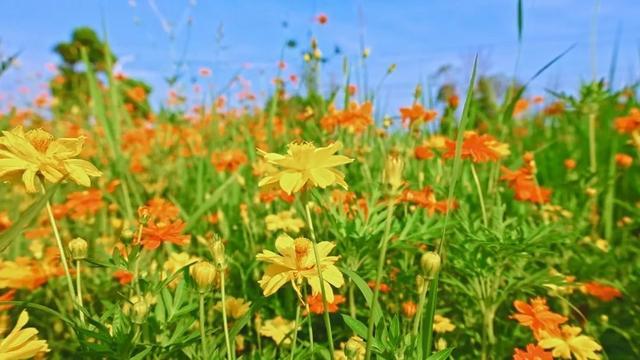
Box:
(0, 9), (639, 360)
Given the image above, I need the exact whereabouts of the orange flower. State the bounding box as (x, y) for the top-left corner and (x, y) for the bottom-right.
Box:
(0, 211), (11, 232)
(564, 159), (576, 170)
(399, 104), (437, 128)
(331, 190), (369, 219)
(501, 161), (552, 204)
(402, 300), (417, 318)
(513, 99), (530, 116)
(543, 101), (565, 116)
(141, 220), (190, 250)
(513, 344), (553, 360)
(0, 289), (16, 311)
(614, 108), (640, 133)
(211, 149), (248, 172)
(582, 281), (622, 302)
(127, 86), (147, 103)
(0, 248), (66, 290)
(113, 270), (133, 285)
(306, 294), (345, 315)
(399, 187), (455, 215)
(320, 102), (373, 134)
(414, 145), (435, 160)
(316, 13), (328, 25)
(63, 189), (104, 220)
(615, 153), (633, 168)
(367, 281), (390, 293)
(511, 297), (567, 340)
(145, 198), (180, 222)
(443, 131), (510, 163)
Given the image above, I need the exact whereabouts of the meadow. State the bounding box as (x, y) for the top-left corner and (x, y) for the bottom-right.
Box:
(0, 14), (638, 360)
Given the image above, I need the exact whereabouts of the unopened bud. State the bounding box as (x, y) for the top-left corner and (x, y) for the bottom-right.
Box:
(384, 155), (404, 193)
(137, 206), (151, 225)
(387, 63), (397, 74)
(211, 237), (226, 269)
(131, 298), (149, 324)
(191, 261), (217, 293)
(68, 238), (88, 260)
(420, 251), (441, 278)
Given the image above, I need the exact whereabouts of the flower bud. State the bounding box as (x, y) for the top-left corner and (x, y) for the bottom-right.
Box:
(131, 298), (149, 324)
(211, 237), (226, 269)
(191, 261), (217, 293)
(68, 237), (88, 261)
(420, 251), (441, 278)
(384, 155), (404, 193)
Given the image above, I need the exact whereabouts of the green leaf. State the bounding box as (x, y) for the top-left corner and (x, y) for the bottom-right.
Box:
(341, 315), (382, 352)
(185, 175), (236, 232)
(130, 347), (152, 360)
(517, 0), (524, 42)
(0, 182), (61, 252)
(229, 303), (256, 340)
(426, 347), (454, 360)
(341, 267), (382, 323)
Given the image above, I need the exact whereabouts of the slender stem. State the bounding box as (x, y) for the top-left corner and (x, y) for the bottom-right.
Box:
(304, 285), (315, 355)
(199, 293), (209, 357)
(289, 300), (301, 360)
(220, 270), (234, 360)
(589, 113), (598, 173)
(365, 198), (395, 360)
(42, 184), (77, 317)
(470, 164), (488, 227)
(412, 277), (430, 337)
(76, 260), (85, 324)
(304, 202), (335, 358)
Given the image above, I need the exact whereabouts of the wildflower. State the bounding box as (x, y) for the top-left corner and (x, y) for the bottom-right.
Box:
(259, 316), (297, 346)
(320, 102), (373, 134)
(113, 270), (133, 285)
(414, 144), (435, 160)
(265, 210), (305, 233)
(433, 315), (455, 333)
(0, 310), (49, 358)
(306, 294), (345, 315)
(257, 141), (353, 195)
(0, 212), (11, 232)
(256, 234), (344, 302)
(335, 336), (366, 360)
(399, 104), (437, 128)
(316, 13), (328, 25)
(443, 131), (510, 163)
(582, 281), (622, 302)
(162, 252), (199, 288)
(140, 220), (190, 250)
(199, 67), (212, 77)
(145, 198), (180, 222)
(513, 99), (530, 116)
(513, 344), (553, 360)
(615, 153), (633, 168)
(0, 127), (102, 192)
(0, 290), (16, 312)
(215, 296), (251, 319)
(511, 297), (567, 339)
(367, 281), (390, 294)
(501, 160), (552, 204)
(210, 149), (248, 172)
(399, 187), (454, 215)
(0, 249), (65, 290)
(538, 325), (602, 360)
(402, 301), (417, 318)
(191, 261), (217, 293)
(62, 189), (104, 220)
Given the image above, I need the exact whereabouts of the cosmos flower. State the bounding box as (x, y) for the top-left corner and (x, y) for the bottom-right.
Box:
(0, 127), (102, 192)
(581, 281), (622, 302)
(215, 297), (252, 320)
(511, 297), (567, 340)
(538, 325), (602, 360)
(0, 310), (50, 359)
(256, 233), (344, 302)
(257, 141), (353, 195)
(443, 131), (510, 163)
(140, 220), (190, 250)
(306, 294), (345, 315)
(259, 316), (298, 346)
(399, 103), (437, 128)
(513, 344), (553, 360)
(265, 210), (305, 233)
(433, 314), (456, 333)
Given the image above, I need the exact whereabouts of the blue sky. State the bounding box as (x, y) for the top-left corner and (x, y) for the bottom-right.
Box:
(1, 0), (639, 113)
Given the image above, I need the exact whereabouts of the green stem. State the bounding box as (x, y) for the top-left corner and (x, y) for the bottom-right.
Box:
(470, 164), (488, 227)
(412, 277), (430, 337)
(76, 260), (85, 324)
(220, 270), (234, 360)
(589, 112), (597, 173)
(42, 186), (77, 318)
(290, 299), (301, 360)
(304, 202), (335, 358)
(199, 293), (209, 357)
(304, 285), (315, 355)
(365, 198), (395, 360)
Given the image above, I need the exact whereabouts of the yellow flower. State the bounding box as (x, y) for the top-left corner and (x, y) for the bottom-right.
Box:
(257, 141), (353, 194)
(0, 310), (50, 359)
(162, 252), (199, 288)
(259, 316), (298, 346)
(538, 325), (602, 360)
(0, 127), (101, 192)
(433, 314), (456, 333)
(256, 233), (344, 302)
(265, 210), (305, 233)
(215, 296), (251, 319)
(335, 336), (366, 360)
